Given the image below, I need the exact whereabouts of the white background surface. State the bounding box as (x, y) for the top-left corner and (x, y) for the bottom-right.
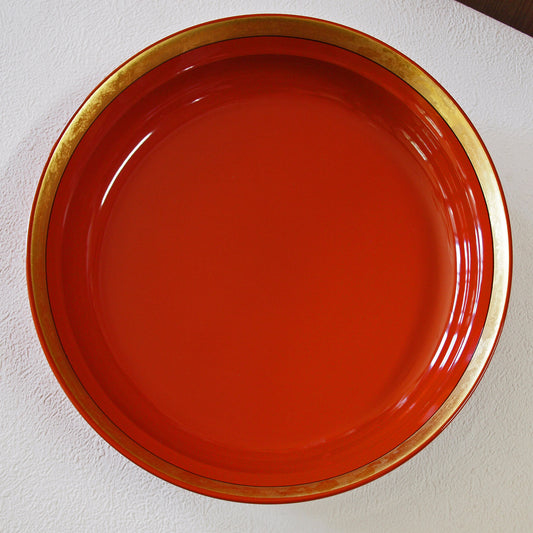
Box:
(1, 1), (532, 531)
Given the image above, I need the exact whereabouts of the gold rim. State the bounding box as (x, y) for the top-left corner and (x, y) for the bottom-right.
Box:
(27, 14), (511, 503)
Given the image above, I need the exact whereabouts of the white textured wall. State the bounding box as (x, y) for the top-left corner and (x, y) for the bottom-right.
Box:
(1, 1), (532, 531)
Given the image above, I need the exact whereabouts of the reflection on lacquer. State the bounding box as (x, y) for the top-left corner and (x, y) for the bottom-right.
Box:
(100, 131), (154, 207)
(386, 104), (487, 421)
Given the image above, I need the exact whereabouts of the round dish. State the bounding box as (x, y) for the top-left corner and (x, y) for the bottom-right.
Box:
(27, 15), (511, 502)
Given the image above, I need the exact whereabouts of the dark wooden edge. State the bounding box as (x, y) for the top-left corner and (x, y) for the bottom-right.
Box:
(455, 0), (533, 37)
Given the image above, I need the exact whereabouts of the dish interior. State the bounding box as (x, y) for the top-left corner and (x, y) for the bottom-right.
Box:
(45, 36), (493, 486)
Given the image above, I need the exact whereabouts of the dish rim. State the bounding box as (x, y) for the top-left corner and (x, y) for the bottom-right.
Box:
(26, 13), (512, 503)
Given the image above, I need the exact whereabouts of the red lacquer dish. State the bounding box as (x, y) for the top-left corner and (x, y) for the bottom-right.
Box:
(27, 15), (511, 502)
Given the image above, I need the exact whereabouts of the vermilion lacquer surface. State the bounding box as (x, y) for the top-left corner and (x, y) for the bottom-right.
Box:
(44, 36), (493, 486)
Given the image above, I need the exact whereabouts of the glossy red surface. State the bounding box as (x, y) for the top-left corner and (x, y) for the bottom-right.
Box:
(45, 36), (493, 486)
